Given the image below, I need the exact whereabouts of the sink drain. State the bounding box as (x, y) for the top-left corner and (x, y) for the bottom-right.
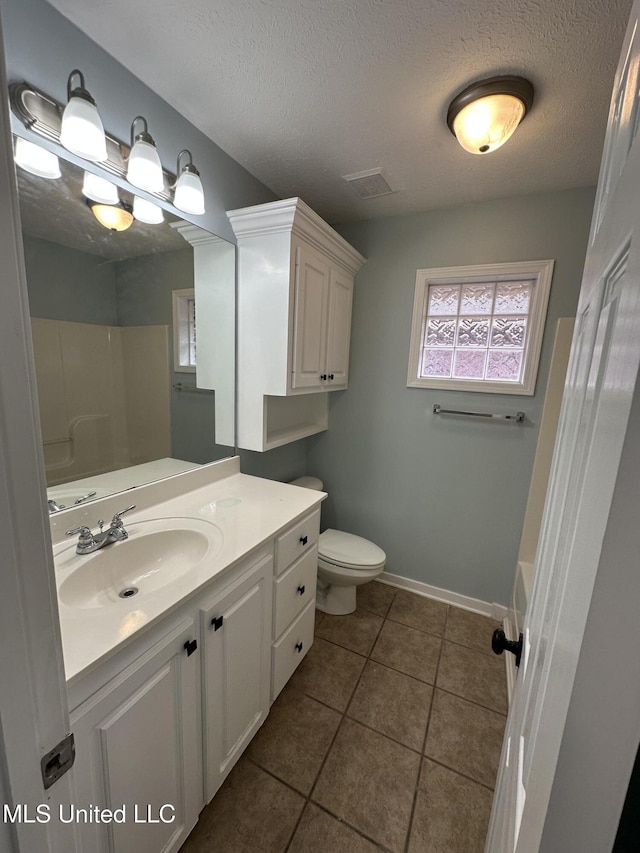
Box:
(119, 587), (139, 599)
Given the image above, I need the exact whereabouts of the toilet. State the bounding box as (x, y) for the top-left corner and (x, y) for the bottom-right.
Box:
(290, 477), (386, 615)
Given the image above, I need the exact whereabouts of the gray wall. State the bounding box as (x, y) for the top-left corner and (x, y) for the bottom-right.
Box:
(308, 187), (595, 606)
(22, 234), (118, 324)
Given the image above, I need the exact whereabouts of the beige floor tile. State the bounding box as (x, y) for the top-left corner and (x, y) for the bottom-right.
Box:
(445, 607), (501, 654)
(348, 661), (432, 751)
(314, 610), (325, 633)
(288, 803), (383, 853)
(356, 581), (396, 617)
(408, 760), (493, 853)
(425, 689), (506, 788)
(315, 609), (383, 656)
(371, 619), (441, 683)
(288, 637), (366, 711)
(179, 757), (304, 853)
(246, 686), (341, 794)
(313, 718), (420, 853)
(388, 590), (448, 636)
(436, 642), (507, 714)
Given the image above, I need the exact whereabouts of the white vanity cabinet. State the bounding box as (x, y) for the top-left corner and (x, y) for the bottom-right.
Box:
(200, 548), (272, 801)
(228, 198), (365, 451)
(271, 508), (320, 700)
(70, 617), (202, 853)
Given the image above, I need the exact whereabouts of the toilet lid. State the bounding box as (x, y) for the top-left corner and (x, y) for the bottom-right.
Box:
(319, 529), (386, 570)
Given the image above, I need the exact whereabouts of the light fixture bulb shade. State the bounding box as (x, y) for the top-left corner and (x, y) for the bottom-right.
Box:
(60, 95), (108, 161)
(82, 171), (119, 204)
(127, 139), (164, 193)
(452, 93), (526, 155)
(14, 137), (61, 179)
(133, 196), (164, 224)
(90, 203), (134, 232)
(174, 170), (205, 215)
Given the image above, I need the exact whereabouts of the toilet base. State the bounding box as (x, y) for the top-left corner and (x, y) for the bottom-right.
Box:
(315, 581), (357, 616)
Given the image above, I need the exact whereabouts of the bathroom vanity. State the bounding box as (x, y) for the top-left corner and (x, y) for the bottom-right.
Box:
(52, 457), (324, 853)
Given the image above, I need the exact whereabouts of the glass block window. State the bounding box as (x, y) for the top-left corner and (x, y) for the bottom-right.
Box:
(407, 261), (554, 395)
(173, 288), (197, 373)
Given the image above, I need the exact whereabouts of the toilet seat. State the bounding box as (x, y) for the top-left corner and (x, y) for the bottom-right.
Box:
(318, 529), (386, 571)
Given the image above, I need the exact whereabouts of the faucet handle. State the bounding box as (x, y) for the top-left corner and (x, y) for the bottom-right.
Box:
(111, 504), (136, 526)
(65, 526), (95, 545)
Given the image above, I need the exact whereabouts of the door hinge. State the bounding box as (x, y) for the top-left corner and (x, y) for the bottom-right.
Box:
(41, 733), (75, 790)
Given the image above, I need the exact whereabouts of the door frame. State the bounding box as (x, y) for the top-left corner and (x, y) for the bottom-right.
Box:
(0, 16), (77, 853)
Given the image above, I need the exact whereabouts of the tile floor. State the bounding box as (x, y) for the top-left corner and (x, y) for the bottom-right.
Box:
(179, 582), (507, 853)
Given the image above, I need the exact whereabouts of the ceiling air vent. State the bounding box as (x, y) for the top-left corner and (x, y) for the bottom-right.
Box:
(342, 168), (395, 199)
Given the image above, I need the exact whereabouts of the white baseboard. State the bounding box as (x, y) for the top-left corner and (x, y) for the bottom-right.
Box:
(378, 570), (508, 620)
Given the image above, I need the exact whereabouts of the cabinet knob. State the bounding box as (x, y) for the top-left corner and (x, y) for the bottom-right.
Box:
(329, 374), (334, 380)
(211, 615), (224, 631)
(320, 374), (327, 380)
(297, 584), (306, 595)
(295, 642), (303, 653)
(184, 639), (198, 657)
(300, 535), (308, 546)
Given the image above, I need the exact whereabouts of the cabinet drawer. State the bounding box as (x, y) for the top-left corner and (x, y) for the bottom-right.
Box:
(274, 545), (317, 638)
(271, 600), (315, 700)
(276, 509), (320, 575)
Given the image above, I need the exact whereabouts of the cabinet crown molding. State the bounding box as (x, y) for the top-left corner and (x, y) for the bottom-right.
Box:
(227, 197), (366, 275)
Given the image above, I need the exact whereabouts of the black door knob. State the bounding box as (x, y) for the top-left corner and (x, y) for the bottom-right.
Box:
(491, 628), (523, 668)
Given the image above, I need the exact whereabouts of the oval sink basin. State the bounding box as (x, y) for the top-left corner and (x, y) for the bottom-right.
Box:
(55, 518), (223, 609)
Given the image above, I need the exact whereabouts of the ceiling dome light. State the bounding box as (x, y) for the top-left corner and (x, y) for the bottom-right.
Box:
(447, 76), (534, 155)
(133, 196), (164, 224)
(82, 171), (119, 205)
(88, 200), (134, 232)
(173, 149), (205, 215)
(14, 137), (61, 179)
(60, 70), (108, 162)
(127, 116), (164, 193)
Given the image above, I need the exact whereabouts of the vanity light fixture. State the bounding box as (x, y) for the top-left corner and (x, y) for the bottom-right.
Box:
(82, 170), (119, 205)
(14, 137), (61, 179)
(447, 76), (534, 155)
(173, 149), (205, 215)
(60, 70), (108, 162)
(133, 195), (164, 224)
(127, 116), (164, 193)
(88, 199), (134, 232)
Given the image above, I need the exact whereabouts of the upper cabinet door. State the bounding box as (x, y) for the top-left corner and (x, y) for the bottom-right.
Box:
(326, 268), (354, 388)
(291, 242), (330, 389)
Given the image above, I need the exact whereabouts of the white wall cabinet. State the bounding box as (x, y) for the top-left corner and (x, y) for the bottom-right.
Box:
(70, 618), (202, 853)
(228, 198), (365, 451)
(68, 510), (319, 853)
(200, 550), (272, 801)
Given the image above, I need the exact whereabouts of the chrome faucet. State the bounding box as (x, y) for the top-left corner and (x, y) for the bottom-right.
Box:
(66, 505), (136, 555)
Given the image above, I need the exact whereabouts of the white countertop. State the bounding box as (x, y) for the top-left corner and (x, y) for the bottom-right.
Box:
(53, 458), (324, 684)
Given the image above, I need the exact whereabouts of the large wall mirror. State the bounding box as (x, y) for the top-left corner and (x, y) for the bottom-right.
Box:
(15, 146), (236, 512)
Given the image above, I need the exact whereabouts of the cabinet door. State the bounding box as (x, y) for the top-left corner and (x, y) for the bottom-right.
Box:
(70, 618), (202, 853)
(326, 267), (354, 388)
(201, 553), (273, 801)
(291, 242), (330, 390)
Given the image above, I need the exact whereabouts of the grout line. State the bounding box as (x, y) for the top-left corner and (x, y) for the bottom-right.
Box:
(420, 755), (498, 794)
(403, 604), (449, 853)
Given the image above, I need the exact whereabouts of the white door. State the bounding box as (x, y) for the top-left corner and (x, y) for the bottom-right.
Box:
(325, 268), (354, 388)
(487, 5), (640, 851)
(70, 619), (202, 853)
(0, 16), (78, 853)
(201, 555), (272, 802)
(291, 241), (330, 389)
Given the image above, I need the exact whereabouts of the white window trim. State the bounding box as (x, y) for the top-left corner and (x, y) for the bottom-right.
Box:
(172, 288), (196, 373)
(406, 260), (554, 396)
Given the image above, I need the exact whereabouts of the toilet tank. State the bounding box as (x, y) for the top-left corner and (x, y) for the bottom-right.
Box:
(289, 476), (324, 491)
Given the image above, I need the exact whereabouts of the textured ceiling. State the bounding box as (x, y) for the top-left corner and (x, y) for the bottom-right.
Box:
(45, 0), (631, 222)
